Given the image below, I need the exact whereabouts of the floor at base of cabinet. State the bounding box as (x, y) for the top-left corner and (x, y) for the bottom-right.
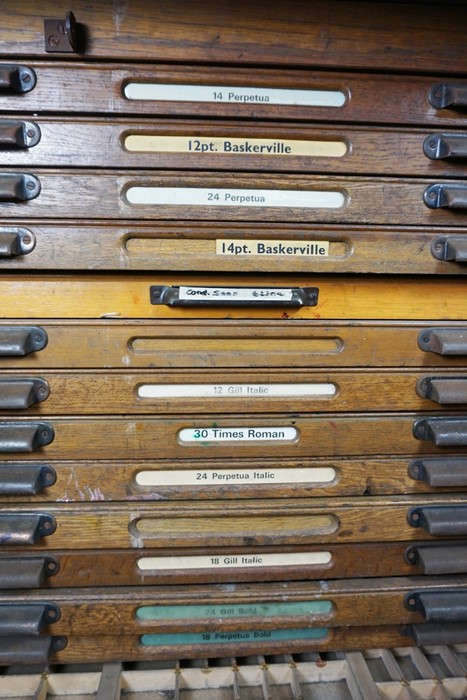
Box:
(2, 646), (467, 700)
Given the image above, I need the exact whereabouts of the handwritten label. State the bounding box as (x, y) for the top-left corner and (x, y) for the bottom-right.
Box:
(137, 600), (332, 620)
(124, 83), (346, 107)
(178, 286), (293, 302)
(137, 551), (332, 571)
(124, 135), (347, 158)
(137, 383), (335, 398)
(135, 467), (335, 486)
(141, 627), (329, 646)
(125, 187), (345, 209)
(217, 239), (330, 256)
(178, 427), (298, 444)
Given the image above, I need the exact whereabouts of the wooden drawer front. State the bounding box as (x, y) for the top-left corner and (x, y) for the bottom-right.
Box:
(3, 170), (467, 226)
(2, 222), (467, 275)
(2, 369), (467, 415)
(1, 275), (466, 320)
(3, 118), (467, 178)
(3, 455), (467, 503)
(2, 496), (467, 549)
(2, 540), (464, 587)
(0, 63), (466, 126)
(0, 414), (466, 460)
(1, 0), (466, 72)
(0, 577), (466, 634)
(0, 321), (466, 370)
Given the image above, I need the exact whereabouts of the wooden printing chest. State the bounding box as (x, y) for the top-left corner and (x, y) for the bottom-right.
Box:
(0, 0), (467, 665)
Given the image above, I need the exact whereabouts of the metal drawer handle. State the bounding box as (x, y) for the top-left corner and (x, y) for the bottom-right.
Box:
(412, 417), (467, 446)
(0, 463), (56, 494)
(416, 377), (467, 404)
(431, 236), (467, 262)
(0, 636), (67, 664)
(0, 65), (36, 94)
(424, 183), (467, 210)
(418, 328), (467, 356)
(0, 421), (54, 452)
(403, 622), (467, 645)
(0, 173), (40, 201)
(0, 120), (41, 149)
(409, 457), (467, 487)
(405, 544), (467, 574)
(423, 133), (467, 160)
(408, 505), (467, 536)
(405, 591), (467, 622)
(0, 378), (50, 409)
(0, 512), (56, 545)
(0, 556), (59, 588)
(0, 602), (60, 636)
(428, 83), (467, 110)
(0, 326), (47, 356)
(0, 228), (36, 257)
(150, 285), (319, 308)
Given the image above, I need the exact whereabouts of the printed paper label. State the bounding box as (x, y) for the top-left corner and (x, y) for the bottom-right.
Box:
(137, 600), (332, 620)
(141, 627), (329, 645)
(137, 551), (332, 571)
(135, 467), (335, 486)
(178, 426), (298, 443)
(216, 239), (330, 256)
(138, 383), (335, 398)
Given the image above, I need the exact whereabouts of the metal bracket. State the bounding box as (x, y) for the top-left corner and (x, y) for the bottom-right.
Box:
(44, 11), (80, 53)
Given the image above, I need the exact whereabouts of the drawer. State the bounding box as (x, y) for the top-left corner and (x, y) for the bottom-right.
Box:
(2, 170), (467, 226)
(2, 496), (467, 548)
(2, 222), (467, 275)
(1, 63), (467, 126)
(1, 0), (465, 73)
(2, 118), (467, 178)
(3, 540), (467, 587)
(2, 370), (467, 414)
(0, 577), (466, 635)
(0, 321), (466, 369)
(1, 275), (466, 320)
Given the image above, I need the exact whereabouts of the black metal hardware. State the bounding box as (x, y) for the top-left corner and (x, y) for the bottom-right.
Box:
(405, 543), (467, 574)
(0, 326), (47, 356)
(424, 183), (467, 209)
(416, 377), (467, 404)
(405, 591), (467, 621)
(0, 422), (54, 452)
(0, 556), (59, 588)
(150, 285), (319, 308)
(409, 457), (467, 487)
(0, 228), (36, 257)
(44, 11), (80, 53)
(408, 505), (467, 536)
(0, 635), (67, 664)
(428, 83), (467, 110)
(423, 133), (467, 160)
(0, 378), (50, 410)
(0, 120), (41, 149)
(0, 512), (56, 545)
(0, 173), (40, 201)
(0, 65), (36, 94)
(0, 602), (60, 636)
(403, 622), (467, 645)
(418, 328), (467, 355)
(413, 417), (467, 446)
(0, 463), (56, 494)
(431, 236), (467, 262)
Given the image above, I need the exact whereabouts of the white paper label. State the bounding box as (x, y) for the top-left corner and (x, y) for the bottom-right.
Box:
(216, 239), (330, 256)
(178, 286), (293, 302)
(178, 427), (298, 443)
(125, 187), (345, 209)
(135, 467), (335, 486)
(137, 551), (332, 571)
(124, 83), (346, 107)
(138, 383), (335, 399)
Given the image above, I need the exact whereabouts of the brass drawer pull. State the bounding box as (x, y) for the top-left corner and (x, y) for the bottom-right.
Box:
(0, 120), (40, 149)
(408, 504), (467, 536)
(0, 173), (40, 201)
(428, 83), (467, 110)
(0, 421), (54, 452)
(0, 512), (56, 545)
(424, 183), (467, 209)
(0, 556), (59, 588)
(416, 377), (467, 404)
(423, 133), (467, 160)
(0, 463), (56, 495)
(412, 417), (467, 445)
(418, 328), (467, 355)
(0, 64), (36, 94)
